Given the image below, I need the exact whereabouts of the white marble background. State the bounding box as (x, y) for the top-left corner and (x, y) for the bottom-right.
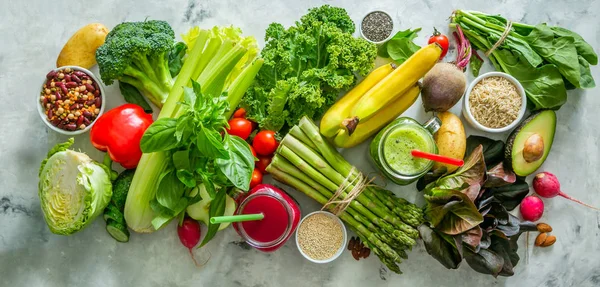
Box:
(1, 0), (599, 286)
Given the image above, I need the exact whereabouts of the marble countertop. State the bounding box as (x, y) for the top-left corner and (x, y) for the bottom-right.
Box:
(1, 0), (600, 286)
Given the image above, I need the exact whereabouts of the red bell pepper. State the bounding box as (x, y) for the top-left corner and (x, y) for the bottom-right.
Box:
(90, 104), (153, 169)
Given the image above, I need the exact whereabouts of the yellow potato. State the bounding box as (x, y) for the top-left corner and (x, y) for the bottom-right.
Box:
(433, 111), (466, 173)
(57, 23), (109, 69)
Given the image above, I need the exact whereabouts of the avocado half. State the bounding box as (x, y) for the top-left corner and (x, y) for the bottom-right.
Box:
(505, 110), (556, 177)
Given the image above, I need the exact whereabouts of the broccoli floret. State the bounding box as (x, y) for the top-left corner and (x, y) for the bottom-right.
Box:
(96, 20), (175, 107)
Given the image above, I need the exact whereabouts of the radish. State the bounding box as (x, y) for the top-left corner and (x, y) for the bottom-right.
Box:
(520, 196), (544, 221)
(178, 217), (201, 266)
(533, 172), (598, 210)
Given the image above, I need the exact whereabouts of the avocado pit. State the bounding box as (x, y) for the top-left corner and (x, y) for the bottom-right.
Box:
(523, 133), (544, 163)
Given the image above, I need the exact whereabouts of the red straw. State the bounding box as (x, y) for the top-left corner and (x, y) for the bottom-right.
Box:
(411, 150), (464, 167)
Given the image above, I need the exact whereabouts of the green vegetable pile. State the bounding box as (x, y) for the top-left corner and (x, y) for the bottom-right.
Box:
(242, 5), (377, 134)
(124, 26), (263, 235)
(266, 117), (423, 274)
(419, 136), (536, 277)
(451, 10), (597, 110)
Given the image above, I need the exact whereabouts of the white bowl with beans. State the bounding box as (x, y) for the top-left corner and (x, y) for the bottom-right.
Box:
(37, 66), (105, 135)
(295, 211), (347, 264)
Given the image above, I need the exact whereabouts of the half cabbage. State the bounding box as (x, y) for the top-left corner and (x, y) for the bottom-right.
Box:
(38, 138), (112, 235)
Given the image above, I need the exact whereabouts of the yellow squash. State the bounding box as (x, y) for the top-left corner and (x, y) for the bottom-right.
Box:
(320, 63), (396, 138)
(343, 43), (442, 134)
(333, 85), (420, 148)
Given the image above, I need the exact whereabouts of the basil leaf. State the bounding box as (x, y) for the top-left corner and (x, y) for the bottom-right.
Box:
(119, 81), (153, 113)
(216, 135), (254, 191)
(141, 118), (179, 153)
(172, 150), (190, 170)
(196, 124), (229, 159)
(175, 114), (194, 143)
(176, 169), (196, 188)
(183, 86), (197, 108)
(168, 42), (187, 77)
(200, 187), (227, 247)
(156, 169), (186, 210)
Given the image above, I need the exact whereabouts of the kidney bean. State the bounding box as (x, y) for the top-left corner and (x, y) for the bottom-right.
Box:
(83, 117), (91, 126)
(81, 75), (89, 80)
(55, 90), (62, 101)
(46, 70), (57, 79)
(94, 97), (101, 108)
(73, 71), (86, 78)
(71, 74), (82, 83)
(92, 81), (99, 90)
(65, 74), (72, 82)
(65, 82), (77, 88)
(85, 83), (95, 92)
(42, 97), (48, 106)
(94, 90), (100, 96)
(82, 110), (92, 118)
(51, 118), (61, 126)
(76, 115), (84, 126)
(47, 109), (53, 119)
(70, 103), (79, 110)
(65, 123), (77, 131)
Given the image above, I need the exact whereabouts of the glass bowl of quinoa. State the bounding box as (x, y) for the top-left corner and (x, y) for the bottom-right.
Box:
(37, 66), (106, 135)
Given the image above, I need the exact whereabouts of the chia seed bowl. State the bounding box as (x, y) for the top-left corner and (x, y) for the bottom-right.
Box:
(360, 10), (394, 44)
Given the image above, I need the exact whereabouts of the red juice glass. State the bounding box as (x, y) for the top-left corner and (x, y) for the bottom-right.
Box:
(233, 184), (301, 252)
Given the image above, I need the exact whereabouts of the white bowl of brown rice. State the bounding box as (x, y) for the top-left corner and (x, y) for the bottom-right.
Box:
(462, 72), (527, 133)
(295, 211), (347, 264)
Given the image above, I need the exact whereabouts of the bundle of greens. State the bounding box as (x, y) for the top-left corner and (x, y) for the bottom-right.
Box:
(419, 136), (535, 277)
(242, 5), (377, 134)
(451, 10), (597, 110)
(266, 117), (423, 274)
(124, 26), (264, 235)
(96, 20), (187, 108)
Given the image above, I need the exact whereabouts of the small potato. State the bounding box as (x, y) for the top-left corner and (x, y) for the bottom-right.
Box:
(57, 23), (109, 69)
(433, 111), (466, 173)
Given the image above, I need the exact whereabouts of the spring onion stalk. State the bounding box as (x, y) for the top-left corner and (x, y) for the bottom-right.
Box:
(124, 27), (262, 233)
(265, 116), (423, 274)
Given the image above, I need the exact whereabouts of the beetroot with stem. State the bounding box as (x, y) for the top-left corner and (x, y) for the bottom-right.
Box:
(520, 195), (544, 221)
(178, 217), (202, 266)
(533, 172), (599, 210)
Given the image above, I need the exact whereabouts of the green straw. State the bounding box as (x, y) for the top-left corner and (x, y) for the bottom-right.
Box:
(210, 213), (264, 224)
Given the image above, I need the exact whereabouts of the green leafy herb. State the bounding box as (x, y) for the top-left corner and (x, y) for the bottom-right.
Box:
(119, 81), (153, 113)
(201, 188), (227, 247)
(168, 42), (187, 77)
(140, 118), (178, 153)
(470, 50), (483, 77)
(379, 28), (422, 64)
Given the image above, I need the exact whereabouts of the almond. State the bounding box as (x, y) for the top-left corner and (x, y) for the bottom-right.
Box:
(535, 232), (548, 246)
(536, 223), (553, 233)
(541, 235), (557, 247)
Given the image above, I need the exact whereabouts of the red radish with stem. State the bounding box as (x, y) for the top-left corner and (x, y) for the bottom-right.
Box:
(178, 217), (202, 266)
(520, 196), (544, 221)
(533, 172), (599, 210)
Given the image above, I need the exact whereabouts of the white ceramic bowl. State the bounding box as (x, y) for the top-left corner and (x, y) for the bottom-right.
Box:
(37, 66), (106, 135)
(295, 211), (347, 264)
(359, 10), (394, 44)
(462, 72), (527, 133)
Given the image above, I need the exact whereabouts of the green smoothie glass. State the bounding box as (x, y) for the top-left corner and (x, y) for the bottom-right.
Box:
(369, 117), (441, 185)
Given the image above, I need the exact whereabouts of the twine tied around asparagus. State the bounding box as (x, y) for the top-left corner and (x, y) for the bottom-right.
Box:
(322, 168), (375, 216)
(485, 20), (512, 56)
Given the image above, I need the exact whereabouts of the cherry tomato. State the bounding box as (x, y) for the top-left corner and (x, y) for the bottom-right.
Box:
(233, 108), (246, 119)
(249, 145), (257, 158)
(252, 130), (278, 156)
(428, 28), (449, 59)
(250, 169), (263, 189)
(256, 155), (272, 174)
(226, 118), (253, 140)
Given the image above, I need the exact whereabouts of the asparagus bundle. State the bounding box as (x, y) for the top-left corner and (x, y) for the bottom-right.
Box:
(265, 116), (423, 274)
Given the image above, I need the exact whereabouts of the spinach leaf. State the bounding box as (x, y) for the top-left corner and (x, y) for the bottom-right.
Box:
(418, 224), (462, 269)
(156, 169), (186, 211)
(465, 136), (504, 169)
(488, 178), (529, 211)
(525, 25), (581, 88)
(550, 26), (598, 65)
(425, 188), (484, 235)
(463, 247), (504, 278)
(494, 49), (567, 110)
(201, 188), (227, 247)
(470, 50), (483, 77)
(216, 135), (254, 191)
(119, 81), (153, 113)
(168, 42), (187, 77)
(141, 118), (179, 153)
(578, 55), (596, 88)
(378, 28), (421, 61)
(196, 123), (229, 159)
